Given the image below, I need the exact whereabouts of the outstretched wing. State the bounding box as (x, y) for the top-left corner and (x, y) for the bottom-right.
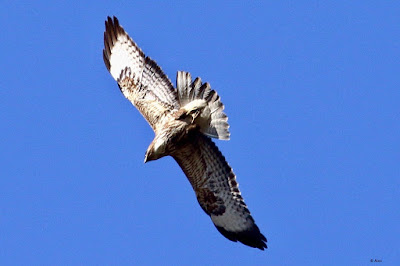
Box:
(103, 16), (179, 132)
(172, 133), (267, 250)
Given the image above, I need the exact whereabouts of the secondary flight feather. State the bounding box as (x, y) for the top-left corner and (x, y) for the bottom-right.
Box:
(103, 16), (267, 250)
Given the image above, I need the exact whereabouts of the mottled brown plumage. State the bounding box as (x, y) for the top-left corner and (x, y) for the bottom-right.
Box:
(103, 16), (267, 250)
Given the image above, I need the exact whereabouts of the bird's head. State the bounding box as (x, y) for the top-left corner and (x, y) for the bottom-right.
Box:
(144, 134), (167, 163)
(144, 147), (156, 163)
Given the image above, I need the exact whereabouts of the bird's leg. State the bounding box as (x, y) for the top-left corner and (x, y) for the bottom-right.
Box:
(191, 110), (200, 123)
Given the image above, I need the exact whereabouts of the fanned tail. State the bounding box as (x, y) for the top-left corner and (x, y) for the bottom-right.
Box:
(176, 71), (230, 140)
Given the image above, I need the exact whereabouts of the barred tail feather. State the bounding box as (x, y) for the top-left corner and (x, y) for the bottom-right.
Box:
(176, 71), (230, 140)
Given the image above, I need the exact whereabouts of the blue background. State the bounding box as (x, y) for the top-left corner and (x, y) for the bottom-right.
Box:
(1, 1), (399, 265)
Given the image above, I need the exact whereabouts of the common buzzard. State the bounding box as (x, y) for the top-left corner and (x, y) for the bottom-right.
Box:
(103, 16), (267, 250)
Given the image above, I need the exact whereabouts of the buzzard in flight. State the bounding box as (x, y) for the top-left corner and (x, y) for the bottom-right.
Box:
(103, 16), (267, 250)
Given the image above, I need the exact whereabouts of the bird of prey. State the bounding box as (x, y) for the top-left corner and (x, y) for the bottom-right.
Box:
(103, 16), (267, 250)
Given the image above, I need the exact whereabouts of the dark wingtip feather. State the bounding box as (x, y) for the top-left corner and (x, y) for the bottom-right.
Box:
(215, 225), (267, 250)
(103, 16), (124, 71)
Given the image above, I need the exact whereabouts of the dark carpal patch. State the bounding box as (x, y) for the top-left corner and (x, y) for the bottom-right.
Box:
(196, 187), (226, 216)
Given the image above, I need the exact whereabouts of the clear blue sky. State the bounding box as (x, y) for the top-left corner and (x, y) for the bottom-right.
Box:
(1, 1), (399, 265)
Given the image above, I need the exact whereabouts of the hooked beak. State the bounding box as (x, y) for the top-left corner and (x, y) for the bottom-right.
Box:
(144, 150), (150, 163)
(144, 150), (155, 163)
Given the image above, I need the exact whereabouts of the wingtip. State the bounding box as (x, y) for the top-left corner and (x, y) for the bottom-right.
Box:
(105, 15), (119, 25)
(215, 225), (268, 250)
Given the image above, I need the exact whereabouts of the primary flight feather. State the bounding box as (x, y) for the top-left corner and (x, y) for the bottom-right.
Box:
(103, 16), (267, 250)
